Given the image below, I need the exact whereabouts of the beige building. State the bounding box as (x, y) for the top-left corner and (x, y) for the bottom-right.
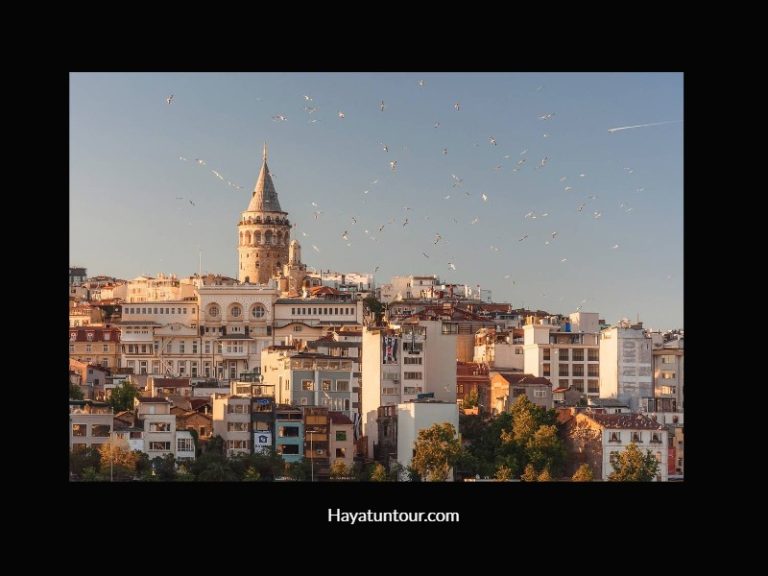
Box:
(70, 401), (113, 452)
(212, 395), (252, 456)
(69, 327), (121, 369)
(116, 273), (197, 303)
(599, 322), (653, 411)
(473, 328), (524, 370)
(238, 144), (291, 284)
(652, 339), (684, 412)
(137, 397), (177, 460)
(523, 312), (601, 397)
(329, 412), (355, 470)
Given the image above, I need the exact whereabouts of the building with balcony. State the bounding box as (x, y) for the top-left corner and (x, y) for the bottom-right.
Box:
(274, 405), (304, 463)
(599, 322), (653, 411)
(329, 411), (355, 470)
(212, 395), (252, 457)
(69, 401), (113, 452)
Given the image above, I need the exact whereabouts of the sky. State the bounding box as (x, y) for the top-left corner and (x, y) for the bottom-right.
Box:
(70, 72), (683, 330)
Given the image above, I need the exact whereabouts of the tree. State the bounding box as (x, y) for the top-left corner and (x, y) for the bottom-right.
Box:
(608, 443), (660, 482)
(98, 443), (139, 480)
(197, 461), (238, 481)
(411, 423), (461, 481)
(572, 464), (594, 482)
(464, 389), (479, 409)
(521, 463), (538, 482)
(330, 460), (350, 480)
(286, 459), (312, 481)
(525, 424), (566, 477)
(69, 382), (84, 400)
(108, 381), (139, 412)
(495, 464), (513, 481)
(70, 447), (101, 477)
(153, 454), (177, 481)
(206, 434), (225, 456)
(243, 467), (261, 481)
(537, 468), (552, 482)
(369, 463), (388, 482)
(363, 295), (385, 325)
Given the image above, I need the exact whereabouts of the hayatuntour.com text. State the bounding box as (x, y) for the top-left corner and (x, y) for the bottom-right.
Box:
(329, 509), (459, 524)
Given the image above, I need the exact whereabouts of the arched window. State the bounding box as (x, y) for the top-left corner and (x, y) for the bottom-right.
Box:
(254, 231), (261, 245)
(264, 230), (273, 245)
(265, 216), (273, 224)
(276, 231), (283, 245)
(255, 216), (261, 224)
(251, 304), (266, 319)
(245, 231), (252, 246)
(230, 304), (242, 318)
(239, 231), (244, 245)
(208, 304), (220, 318)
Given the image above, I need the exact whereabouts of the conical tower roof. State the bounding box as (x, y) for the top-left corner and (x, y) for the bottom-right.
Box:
(247, 143), (282, 212)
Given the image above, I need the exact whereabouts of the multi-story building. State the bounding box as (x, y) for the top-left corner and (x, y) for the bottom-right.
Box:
(212, 395), (252, 457)
(492, 372), (554, 410)
(70, 267), (87, 286)
(396, 400), (460, 479)
(137, 397), (177, 460)
(304, 406), (330, 480)
(361, 320), (457, 456)
(599, 322), (653, 411)
(273, 291), (364, 344)
(563, 411), (668, 481)
(329, 411), (355, 470)
(523, 312), (601, 397)
(261, 349), (357, 420)
(69, 400), (113, 452)
(115, 273), (197, 303)
(473, 328), (524, 370)
(274, 405), (304, 464)
(652, 338), (684, 412)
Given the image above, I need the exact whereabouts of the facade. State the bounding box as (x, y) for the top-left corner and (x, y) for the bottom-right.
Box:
(329, 411), (355, 470)
(304, 406), (330, 480)
(473, 328), (525, 371)
(396, 400), (460, 479)
(70, 267), (87, 286)
(563, 411), (668, 481)
(238, 144), (291, 284)
(599, 323), (653, 411)
(523, 312), (600, 397)
(69, 401), (113, 452)
(118, 273), (197, 303)
(493, 372), (554, 410)
(652, 340), (684, 412)
(212, 395), (252, 457)
(361, 320), (457, 456)
(274, 405), (304, 463)
(138, 398), (177, 460)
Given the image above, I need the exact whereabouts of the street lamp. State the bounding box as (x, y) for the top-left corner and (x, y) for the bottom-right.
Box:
(306, 428), (320, 482)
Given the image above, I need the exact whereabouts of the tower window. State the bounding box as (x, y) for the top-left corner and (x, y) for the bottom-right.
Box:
(251, 304), (266, 319)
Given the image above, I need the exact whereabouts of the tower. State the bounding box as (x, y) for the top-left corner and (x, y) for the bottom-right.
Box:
(238, 144), (291, 284)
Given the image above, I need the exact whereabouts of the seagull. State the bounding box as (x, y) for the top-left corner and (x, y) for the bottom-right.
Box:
(593, 211), (602, 219)
(312, 201), (318, 207)
(379, 224), (385, 232)
(520, 149), (528, 156)
(580, 173), (586, 178)
(382, 144), (389, 153)
(454, 102), (461, 111)
(188, 200), (195, 207)
(175, 196), (184, 200)
(519, 234), (528, 242)
(560, 258), (568, 263)
(538, 113), (555, 120)
(444, 195), (451, 200)
(303, 95), (313, 102)
(434, 233), (442, 244)
(611, 244), (619, 249)
(179, 156), (188, 162)
(564, 186), (573, 191)
(351, 217), (357, 224)
(272, 115), (287, 121)
(471, 218), (479, 224)
(342, 231), (349, 240)
(312, 245), (320, 252)
(560, 176), (567, 182)
(577, 203), (586, 212)
(195, 159), (206, 166)
(481, 193), (488, 202)
(166, 94), (174, 105)
(418, 80), (425, 87)
(211, 170), (224, 180)
(389, 160), (397, 171)
(442, 148), (448, 155)
(434, 121), (441, 128)
(402, 218), (409, 227)
(489, 137), (497, 146)
(338, 111), (345, 119)
(374, 266), (380, 273)
(551, 232), (558, 239)
(422, 252), (430, 258)
(380, 100), (385, 112)
(448, 262), (456, 271)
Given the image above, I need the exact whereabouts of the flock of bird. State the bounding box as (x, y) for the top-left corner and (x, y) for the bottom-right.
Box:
(163, 83), (679, 309)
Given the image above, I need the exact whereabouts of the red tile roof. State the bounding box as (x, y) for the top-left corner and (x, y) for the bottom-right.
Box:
(152, 378), (191, 388)
(589, 413), (666, 430)
(328, 412), (353, 425)
(68, 327), (121, 342)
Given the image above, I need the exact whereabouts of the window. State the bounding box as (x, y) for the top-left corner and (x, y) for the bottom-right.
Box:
(572, 364), (584, 376)
(149, 422), (171, 432)
(177, 437), (194, 452)
(72, 424), (87, 437)
(661, 354), (675, 364)
(543, 349), (551, 361)
(251, 304), (266, 318)
(662, 371), (676, 380)
(302, 380), (314, 391)
(533, 388), (547, 398)
(588, 379), (599, 393)
(382, 387), (397, 395)
(85, 344), (92, 353)
(572, 379), (584, 392)
(280, 444), (299, 455)
(149, 442), (171, 451)
(322, 379), (331, 391)
(404, 357), (422, 365)
(336, 431), (347, 442)
(231, 305), (242, 318)
(404, 372), (422, 380)
(609, 432), (621, 443)
(588, 364), (599, 377)
(572, 349), (584, 362)
(543, 363), (551, 377)
(559, 363), (569, 377)
(588, 349), (599, 362)
(336, 448), (346, 458)
(69, 344), (74, 353)
(335, 380), (349, 392)
(632, 432), (642, 443)
(651, 433), (662, 444)
(180, 342), (185, 354)
(208, 304), (220, 317)
(103, 344), (109, 353)
(559, 348), (569, 361)
(228, 422), (249, 432)
(609, 451), (619, 465)
(294, 325), (303, 332)
(192, 341), (198, 354)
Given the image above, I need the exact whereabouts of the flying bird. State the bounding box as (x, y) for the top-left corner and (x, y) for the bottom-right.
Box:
(481, 193), (488, 202)
(195, 159), (206, 166)
(272, 115), (287, 121)
(179, 156), (188, 162)
(312, 245), (320, 252)
(442, 148), (448, 155)
(489, 137), (497, 146)
(166, 94), (174, 105)
(454, 102), (461, 111)
(434, 121), (441, 128)
(338, 111), (345, 119)
(188, 200), (195, 207)
(538, 112), (554, 120)
(380, 100), (385, 112)
(418, 80), (425, 87)
(422, 252), (430, 258)
(342, 231), (349, 240)
(448, 262), (456, 270)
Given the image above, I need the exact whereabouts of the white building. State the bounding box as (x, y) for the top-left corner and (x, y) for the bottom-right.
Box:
(115, 273), (197, 303)
(361, 320), (456, 456)
(592, 413), (668, 482)
(523, 312), (601, 397)
(599, 322), (653, 411)
(396, 400), (460, 479)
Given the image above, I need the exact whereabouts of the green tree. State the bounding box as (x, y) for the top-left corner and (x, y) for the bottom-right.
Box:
(526, 424), (566, 477)
(572, 464), (594, 482)
(70, 447), (101, 477)
(197, 461), (238, 481)
(521, 463), (538, 482)
(243, 467), (261, 481)
(495, 464), (513, 481)
(108, 381), (139, 412)
(411, 423), (462, 481)
(369, 463), (388, 482)
(608, 443), (660, 482)
(69, 382), (84, 400)
(464, 389), (479, 409)
(80, 466), (102, 481)
(153, 454), (177, 481)
(286, 459), (312, 481)
(206, 434), (225, 456)
(363, 295), (385, 325)
(330, 460), (350, 479)
(98, 443), (139, 480)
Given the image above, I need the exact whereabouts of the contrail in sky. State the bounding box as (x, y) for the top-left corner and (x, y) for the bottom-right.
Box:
(608, 120), (683, 133)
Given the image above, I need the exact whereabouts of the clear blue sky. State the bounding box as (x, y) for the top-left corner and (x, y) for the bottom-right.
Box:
(70, 72), (683, 330)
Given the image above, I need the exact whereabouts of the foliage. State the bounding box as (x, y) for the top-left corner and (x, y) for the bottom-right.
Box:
(80, 466), (102, 481)
(411, 423), (461, 481)
(464, 389), (479, 409)
(243, 467), (261, 481)
(330, 460), (350, 479)
(98, 443), (140, 480)
(108, 381), (139, 412)
(521, 463), (538, 482)
(369, 463), (388, 482)
(153, 454), (177, 481)
(526, 425), (566, 477)
(572, 464), (594, 482)
(286, 459), (312, 481)
(363, 295), (385, 325)
(608, 443), (660, 482)
(206, 434), (225, 456)
(196, 461), (238, 481)
(69, 382), (84, 400)
(70, 447), (101, 477)
(537, 468), (552, 482)
(495, 465), (513, 481)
